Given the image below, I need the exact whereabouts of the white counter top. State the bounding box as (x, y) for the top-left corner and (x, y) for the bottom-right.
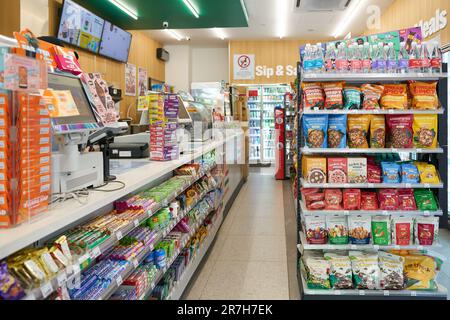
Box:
(0, 133), (242, 259)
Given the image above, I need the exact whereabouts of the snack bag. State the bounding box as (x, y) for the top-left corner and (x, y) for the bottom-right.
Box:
(327, 114), (347, 148)
(347, 115), (370, 148)
(343, 189), (361, 210)
(381, 84), (408, 109)
(370, 115), (386, 148)
(367, 162), (382, 183)
(304, 216), (328, 244)
(401, 163), (419, 184)
(0, 262), (26, 300)
(386, 115), (414, 148)
(349, 215), (371, 244)
(414, 189), (438, 211)
(324, 189), (342, 210)
(302, 83), (324, 110)
(409, 82), (439, 110)
(391, 217), (414, 245)
(378, 189), (399, 211)
(324, 252), (353, 289)
(347, 158), (367, 184)
(378, 251), (405, 290)
(414, 216), (439, 245)
(361, 84), (384, 110)
(328, 158), (347, 184)
(305, 191), (325, 210)
(381, 162), (400, 183)
(413, 115), (438, 148)
(414, 162), (439, 184)
(326, 216), (349, 245)
(303, 115), (328, 148)
(343, 86), (362, 110)
(398, 189), (417, 211)
(361, 192), (378, 211)
(371, 216), (391, 245)
(303, 252), (331, 289)
(349, 251), (380, 289)
(401, 252), (442, 290)
(322, 82), (345, 109)
(303, 157), (327, 184)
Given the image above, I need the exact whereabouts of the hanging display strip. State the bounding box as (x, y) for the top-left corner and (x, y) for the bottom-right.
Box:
(302, 72), (448, 82)
(301, 108), (445, 115)
(300, 178), (444, 189)
(22, 165), (217, 301)
(300, 147), (444, 155)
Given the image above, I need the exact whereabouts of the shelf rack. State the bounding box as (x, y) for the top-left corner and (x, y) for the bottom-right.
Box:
(295, 67), (449, 300)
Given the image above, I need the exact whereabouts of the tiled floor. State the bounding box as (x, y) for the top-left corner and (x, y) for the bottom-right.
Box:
(434, 229), (450, 299)
(183, 170), (290, 300)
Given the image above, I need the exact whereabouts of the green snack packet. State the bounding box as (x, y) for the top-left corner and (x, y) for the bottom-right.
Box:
(371, 216), (391, 245)
(326, 216), (349, 245)
(414, 190), (438, 211)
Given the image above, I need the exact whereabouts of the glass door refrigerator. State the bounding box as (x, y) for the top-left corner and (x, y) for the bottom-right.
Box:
(261, 85), (290, 163)
(247, 86), (262, 164)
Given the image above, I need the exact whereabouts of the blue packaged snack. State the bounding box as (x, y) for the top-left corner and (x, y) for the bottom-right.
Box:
(303, 114), (329, 148)
(381, 162), (401, 183)
(328, 114), (347, 148)
(401, 163), (419, 183)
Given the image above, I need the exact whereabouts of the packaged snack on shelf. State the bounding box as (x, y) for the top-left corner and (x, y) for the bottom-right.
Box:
(348, 215), (371, 244)
(400, 251), (442, 290)
(0, 262), (26, 300)
(367, 162), (382, 183)
(302, 115), (328, 148)
(302, 251), (331, 289)
(378, 251), (405, 290)
(381, 162), (401, 183)
(349, 251), (380, 289)
(386, 115), (414, 148)
(361, 84), (384, 110)
(347, 115), (370, 148)
(304, 216), (328, 244)
(370, 115), (386, 148)
(413, 115), (438, 148)
(327, 115), (347, 148)
(381, 84), (408, 110)
(401, 163), (419, 184)
(347, 157), (367, 183)
(322, 82), (345, 110)
(343, 189), (361, 210)
(301, 82), (324, 110)
(398, 189), (417, 211)
(301, 187), (321, 204)
(305, 191), (325, 210)
(361, 192), (379, 211)
(324, 252), (353, 289)
(303, 156), (327, 184)
(414, 162), (439, 184)
(391, 217), (414, 245)
(414, 216), (439, 246)
(328, 158), (347, 183)
(409, 82), (439, 110)
(326, 215), (348, 245)
(343, 86), (362, 110)
(324, 189), (342, 210)
(378, 189), (399, 211)
(414, 189), (438, 211)
(371, 216), (391, 245)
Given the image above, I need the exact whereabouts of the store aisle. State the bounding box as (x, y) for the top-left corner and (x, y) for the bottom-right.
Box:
(183, 171), (290, 300)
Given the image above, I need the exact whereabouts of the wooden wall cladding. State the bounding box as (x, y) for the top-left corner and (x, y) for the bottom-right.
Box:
(0, 0), (20, 37)
(48, 0), (165, 121)
(365, 0), (450, 43)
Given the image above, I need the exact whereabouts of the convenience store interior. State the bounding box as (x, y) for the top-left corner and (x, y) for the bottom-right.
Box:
(1, 0), (450, 302)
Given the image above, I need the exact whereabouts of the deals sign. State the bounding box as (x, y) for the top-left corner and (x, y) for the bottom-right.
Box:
(233, 54), (255, 80)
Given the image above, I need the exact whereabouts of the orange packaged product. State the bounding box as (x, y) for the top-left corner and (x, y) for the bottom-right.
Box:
(19, 144), (51, 158)
(19, 134), (51, 147)
(19, 115), (51, 127)
(381, 84), (408, 109)
(0, 180), (10, 193)
(409, 82), (439, 110)
(0, 168), (10, 181)
(0, 127), (9, 139)
(18, 124), (51, 137)
(0, 192), (11, 211)
(20, 164), (51, 178)
(20, 172), (51, 189)
(20, 154), (51, 168)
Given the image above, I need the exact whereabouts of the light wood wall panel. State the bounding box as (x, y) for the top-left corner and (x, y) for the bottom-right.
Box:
(365, 0), (450, 43)
(48, 0), (165, 121)
(0, 0), (20, 37)
(229, 39), (329, 85)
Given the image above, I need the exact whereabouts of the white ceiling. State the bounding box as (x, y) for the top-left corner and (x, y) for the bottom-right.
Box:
(146, 0), (394, 45)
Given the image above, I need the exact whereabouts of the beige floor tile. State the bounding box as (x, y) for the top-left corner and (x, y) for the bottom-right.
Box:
(184, 255), (218, 300)
(216, 235), (286, 262)
(228, 215), (286, 236)
(200, 261), (289, 300)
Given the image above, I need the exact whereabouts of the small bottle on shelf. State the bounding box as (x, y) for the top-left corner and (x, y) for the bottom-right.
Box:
(430, 41), (443, 73)
(376, 43), (387, 73)
(315, 43), (325, 73)
(409, 42), (421, 73)
(361, 43), (371, 73)
(371, 44), (379, 73)
(386, 42), (398, 73)
(336, 43), (348, 73)
(350, 43), (363, 73)
(398, 41), (409, 74)
(420, 43), (431, 73)
(324, 44), (336, 73)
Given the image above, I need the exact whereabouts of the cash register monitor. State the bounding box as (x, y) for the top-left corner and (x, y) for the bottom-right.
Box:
(47, 72), (99, 128)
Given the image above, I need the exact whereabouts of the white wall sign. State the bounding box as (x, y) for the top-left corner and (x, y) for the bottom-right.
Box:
(233, 54), (255, 80)
(255, 65), (297, 79)
(414, 9), (448, 38)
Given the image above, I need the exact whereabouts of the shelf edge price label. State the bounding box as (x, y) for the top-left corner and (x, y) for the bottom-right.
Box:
(116, 275), (123, 287)
(57, 272), (67, 287)
(424, 184), (431, 188)
(72, 264), (81, 275)
(116, 231), (123, 241)
(383, 291), (390, 297)
(90, 247), (102, 259)
(359, 290), (366, 296)
(373, 245), (380, 250)
(411, 291), (417, 297)
(382, 211), (389, 215)
(424, 211), (431, 216)
(368, 184), (375, 188)
(147, 210), (153, 218)
(40, 282), (53, 298)
(134, 219), (140, 228)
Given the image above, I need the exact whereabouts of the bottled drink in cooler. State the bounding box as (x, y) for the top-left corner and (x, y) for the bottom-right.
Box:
(362, 43), (371, 73)
(336, 43), (348, 73)
(398, 41), (409, 74)
(350, 44), (363, 73)
(420, 44), (431, 73)
(409, 42), (421, 73)
(386, 42), (398, 73)
(376, 43), (387, 73)
(431, 41), (442, 73)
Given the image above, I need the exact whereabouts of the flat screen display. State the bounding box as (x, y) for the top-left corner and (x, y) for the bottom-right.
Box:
(57, 0), (104, 54)
(99, 21), (132, 63)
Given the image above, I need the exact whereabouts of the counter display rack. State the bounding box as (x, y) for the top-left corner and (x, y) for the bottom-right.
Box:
(295, 66), (449, 300)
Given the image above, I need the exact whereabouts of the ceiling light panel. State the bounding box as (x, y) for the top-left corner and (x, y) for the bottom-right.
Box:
(182, 0), (200, 18)
(109, 0), (138, 20)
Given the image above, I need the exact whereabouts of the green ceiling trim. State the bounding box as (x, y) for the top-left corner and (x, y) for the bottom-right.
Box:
(73, 0), (249, 30)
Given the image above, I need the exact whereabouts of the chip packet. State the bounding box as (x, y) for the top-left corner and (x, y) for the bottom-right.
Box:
(378, 251), (405, 290)
(347, 115), (370, 148)
(324, 252), (353, 289)
(391, 216), (414, 245)
(323, 82), (345, 109)
(303, 115), (329, 148)
(386, 115), (414, 148)
(381, 84), (408, 109)
(343, 86), (362, 110)
(414, 189), (438, 211)
(362, 84), (384, 110)
(414, 216), (439, 246)
(326, 215), (349, 245)
(413, 115), (438, 148)
(372, 216), (391, 245)
(349, 251), (380, 289)
(370, 115), (386, 148)
(349, 215), (371, 244)
(327, 114), (347, 148)
(302, 82), (325, 110)
(409, 82), (439, 110)
(302, 251), (331, 289)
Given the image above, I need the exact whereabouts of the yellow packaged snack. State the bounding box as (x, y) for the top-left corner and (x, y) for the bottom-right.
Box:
(401, 253), (442, 291)
(413, 115), (438, 148)
(303, 156), (327, 184)
(410, 82), (439, 110)
(414, 162), (440, 184)
(381, 84), (408, 110)
(347, 115), (370, 148)
(370, 115), (386, 148)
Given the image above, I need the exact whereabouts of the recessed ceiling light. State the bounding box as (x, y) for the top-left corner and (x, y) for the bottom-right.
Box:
(276, 0), (289, 39)
(165, 29), (183, 41)
(213, 28), (226, 40)
(182, 0), (200, 18)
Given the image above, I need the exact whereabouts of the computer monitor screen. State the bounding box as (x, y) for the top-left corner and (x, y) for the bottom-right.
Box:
(47, 73), (98, 127)
(99, 21), (132, 63)
(57, 0), (104, 54)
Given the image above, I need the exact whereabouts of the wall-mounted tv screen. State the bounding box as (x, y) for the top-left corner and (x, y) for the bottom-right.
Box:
(99, 21), (132, 63)
(57, 0), (104, 54)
